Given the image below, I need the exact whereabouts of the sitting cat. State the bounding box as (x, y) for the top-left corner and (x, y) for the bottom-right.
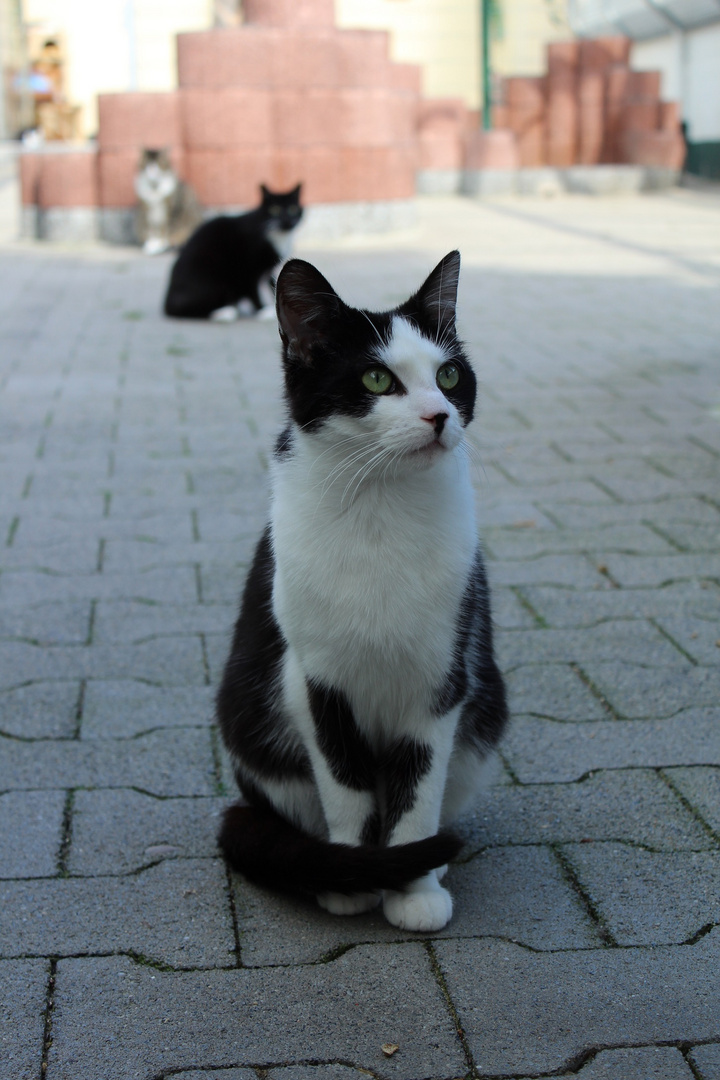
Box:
(163, 183), (303, 321)
(134, 148), (203, 255)
(216, 251), (508, 932)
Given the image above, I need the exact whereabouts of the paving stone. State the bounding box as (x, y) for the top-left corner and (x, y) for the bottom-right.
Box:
(489, 587), (538, 630)
(0, 958), (49, 1080)
(487, 554), (604, 588)
(0, 859), (234, 968)
(92, 600), (235, 644)
(0, 599), (91, 645)
(595, 553), (720, 587)
(564, 843), (720, 946)
(435, 929), (720, 1076)
(552, 1045), (694, 1080)
(665, 767), (720, 837)
(659, 521), (720, 552)
(69, 790), (224, 875)
(172, 1071), (257, 1080)
(0, 680), (80, 738)
(47, 947), (465, 1079)
(0, 638), (206, 690)
(0, 790), (66, 878)
(689, 1043), (720, 1079)
(503, 709), (720, 783)
(537, 496), (720, 529)
(498, 621), (684, 670)
(269, 1069), (372, 1080)
(507, 662), (606, 720)
(458, 768), (711, 852)
(580, 662), (720, 718)
(0, 728), (216, 796)
(233, 845), (599, 966)
(655, 616), (720, 666)
(485, 523), (676, 559)
(0, 537), (100, 573)
(81, 681), (214, 738)
(0, 566), (199, 605)
(522, 580), (720, 628)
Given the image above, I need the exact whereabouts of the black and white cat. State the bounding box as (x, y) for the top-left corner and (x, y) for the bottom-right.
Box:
(163, 183), (303, 321)
(217, 251), (508, 932)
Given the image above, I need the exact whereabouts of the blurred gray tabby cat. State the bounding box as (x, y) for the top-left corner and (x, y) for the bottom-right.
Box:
(134, 148), (203, 255)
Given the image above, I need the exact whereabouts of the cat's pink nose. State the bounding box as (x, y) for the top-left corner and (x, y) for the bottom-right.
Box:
(422, 412), (448, 435)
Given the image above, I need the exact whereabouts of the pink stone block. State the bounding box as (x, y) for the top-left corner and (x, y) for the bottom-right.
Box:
(19, 154), (41, 205)
(580, 36), (630, 70)
(243, 0), (334, 27)
(185, 149), (272, 205)
(621, 101), (660, 133)
(268, 31), (341, 89)
(334, 31), (391, 89)
(177, 28), (273, 88)
(36, 151), (99, 208)
(464, 129), (519, 170)
(339, 88), (397, 147)
(97, 93), (181, 151)
(293, 146), (341, 203)
(271, 90), (342, 147)
(660, 101), (680, 132)
(621, 129), (685, 169)
(546, 43), (579, 166)
(578, 69), (605, 164)
(418, 100), (467, 170)
(505, 77), (546, 167)
(180, 88), (273, 149)
(267, 147), (305, 190)
(388, 64), (422, 95)
(547, 42), (580, 84)
(98, 151), (138, 207)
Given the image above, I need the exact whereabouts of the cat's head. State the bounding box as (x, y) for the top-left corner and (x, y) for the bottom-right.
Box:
(139, 148), (172, 171)
(259, 183), (303, 232)
(275, 251), (476, 472)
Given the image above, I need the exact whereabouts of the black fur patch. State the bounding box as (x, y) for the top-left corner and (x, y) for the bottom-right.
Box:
(382, 738), (432, 837)
(274, 425), (293, 457)
(216, 527), (311, 781)
(219, 801), (461, 895)
(306, 680), (376, 791)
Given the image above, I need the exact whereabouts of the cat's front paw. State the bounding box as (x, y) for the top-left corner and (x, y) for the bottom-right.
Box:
(210, 305), (239, 323)
(383, 881), (453, 932)
(317, 891), (381, 916)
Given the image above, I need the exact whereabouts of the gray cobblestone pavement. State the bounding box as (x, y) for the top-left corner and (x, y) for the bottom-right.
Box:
(1, 191), (719, 1079)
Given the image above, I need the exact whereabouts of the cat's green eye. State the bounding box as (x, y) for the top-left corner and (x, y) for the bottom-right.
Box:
(362, 368), (393, 394)
(437, 363), (460, 391)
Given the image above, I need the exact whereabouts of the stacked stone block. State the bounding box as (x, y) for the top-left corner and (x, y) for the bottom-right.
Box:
(499, 35), (684, 172)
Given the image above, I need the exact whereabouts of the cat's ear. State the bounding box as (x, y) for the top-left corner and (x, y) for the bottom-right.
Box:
(415, 250), (461, 334)
(276, 259), (339, 363)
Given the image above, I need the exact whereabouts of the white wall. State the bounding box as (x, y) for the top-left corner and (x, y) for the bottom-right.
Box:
(22, 0), (213, 135)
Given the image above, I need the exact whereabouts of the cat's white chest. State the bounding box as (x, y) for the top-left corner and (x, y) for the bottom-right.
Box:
(271, 449), (476, 723)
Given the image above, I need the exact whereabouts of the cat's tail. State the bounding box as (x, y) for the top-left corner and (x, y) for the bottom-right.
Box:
(218, 802), (461, 894)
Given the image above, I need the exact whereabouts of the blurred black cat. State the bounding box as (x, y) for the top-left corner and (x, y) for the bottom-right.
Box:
(163, 183), (303, 321)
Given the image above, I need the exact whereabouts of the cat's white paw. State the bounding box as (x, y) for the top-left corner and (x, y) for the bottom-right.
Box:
(143, 238), (168, 255)
(436, 863), (448, 881)
(255, 305), (277, 322)
(210, 305), (239, 323)
(383, 882), (453, 932)
(317, 890), (381, 916)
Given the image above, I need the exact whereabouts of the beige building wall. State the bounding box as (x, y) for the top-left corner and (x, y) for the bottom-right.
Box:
(337, 0), (571, 109)
(21, 0), (213, 135)
(336, 0), (482, 108)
